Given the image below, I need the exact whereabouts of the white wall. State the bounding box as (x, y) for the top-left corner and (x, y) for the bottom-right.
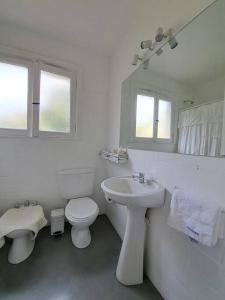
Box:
(0, 24), (109, 217)
(106, 149), (225, 300)
(194, 74), (225, 104)
(105, 1), (225, 299)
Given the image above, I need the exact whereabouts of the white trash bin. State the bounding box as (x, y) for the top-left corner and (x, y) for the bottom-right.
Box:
(51, 208), (65, 236)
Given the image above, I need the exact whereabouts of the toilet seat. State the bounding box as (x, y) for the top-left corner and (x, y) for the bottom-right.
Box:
(65, 197), (99, 248)
(65, 197), (98, 222)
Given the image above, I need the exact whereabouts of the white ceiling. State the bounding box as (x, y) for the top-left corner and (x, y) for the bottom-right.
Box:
(0, 0), (139, 56)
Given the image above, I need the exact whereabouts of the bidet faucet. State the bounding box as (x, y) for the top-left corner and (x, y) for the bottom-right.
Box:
(132, 172), (145, 183)
(24, 200), (30, 207)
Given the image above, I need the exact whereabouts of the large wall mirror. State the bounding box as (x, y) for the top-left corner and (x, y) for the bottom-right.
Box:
(120, 0), (225, 157)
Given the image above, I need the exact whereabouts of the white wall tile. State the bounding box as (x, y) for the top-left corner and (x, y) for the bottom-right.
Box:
(106, 149), (225, 299)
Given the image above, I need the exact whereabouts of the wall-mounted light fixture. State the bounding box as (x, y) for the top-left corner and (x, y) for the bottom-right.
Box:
(155, 27), (166, 42)
(140, 40), (153, 50)
(132, 27), (178, 67)
(168, 29), (178, 49)
(132, 54), (143, 66)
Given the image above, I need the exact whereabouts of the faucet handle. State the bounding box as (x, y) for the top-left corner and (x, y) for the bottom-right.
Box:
(132, 171), (138, 179)
(145, 178), (153, 185)
(132, 172), (145, 183)
(132, 172), (145, 181)
(132, 171), (144, 177)
(14, 202), (21, 209)
(24, 200), (30, 207)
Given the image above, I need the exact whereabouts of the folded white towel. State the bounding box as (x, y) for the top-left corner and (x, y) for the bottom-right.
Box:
(168, 189), (224, 247)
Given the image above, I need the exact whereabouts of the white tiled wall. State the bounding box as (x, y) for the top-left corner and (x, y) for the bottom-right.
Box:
(106, 149), (225, 299)
(0, 25), (109, 217)
(106, 1), (223, 298)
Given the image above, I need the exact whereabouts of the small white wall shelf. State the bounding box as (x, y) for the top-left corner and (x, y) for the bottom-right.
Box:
(100, 150), (128, 164)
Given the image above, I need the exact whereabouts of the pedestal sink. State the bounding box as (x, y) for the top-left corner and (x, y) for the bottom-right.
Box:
(101, 176), (165, 285)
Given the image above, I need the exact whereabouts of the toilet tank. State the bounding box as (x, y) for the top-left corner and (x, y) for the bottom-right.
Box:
(58, 168), (95, 199)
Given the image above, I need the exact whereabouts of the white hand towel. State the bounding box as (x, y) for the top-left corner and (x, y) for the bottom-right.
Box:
(168, 189), (224, 247)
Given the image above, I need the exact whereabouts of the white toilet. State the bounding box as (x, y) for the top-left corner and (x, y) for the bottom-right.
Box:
(58, 168), (99, 248)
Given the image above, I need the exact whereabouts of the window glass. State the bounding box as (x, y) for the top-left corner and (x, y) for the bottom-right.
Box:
(157, 99), (171, 139)
(0, 62), (28, 129)
(136, 94), (154, 138)
(39, 70), (71, 132)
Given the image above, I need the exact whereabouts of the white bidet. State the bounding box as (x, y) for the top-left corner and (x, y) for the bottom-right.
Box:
(7, 229), (35, 264)
(0, 205), (47, 264)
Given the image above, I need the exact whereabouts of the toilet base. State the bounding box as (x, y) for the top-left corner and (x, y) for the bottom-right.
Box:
(8, 232), (35, 264)
(71, 227), (91, 248)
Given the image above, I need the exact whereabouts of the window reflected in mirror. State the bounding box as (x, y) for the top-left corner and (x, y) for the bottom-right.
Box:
(157, 99), (172, 139)
(120, 0), (225, 157)
(136, 94), (154, 138)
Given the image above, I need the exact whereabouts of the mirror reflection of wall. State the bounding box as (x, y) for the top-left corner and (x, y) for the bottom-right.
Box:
(120, 0), (225, 157)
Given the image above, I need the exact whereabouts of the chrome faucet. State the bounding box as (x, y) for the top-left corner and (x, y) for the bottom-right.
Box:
(132, 172), (145, 183)
(24, 200), (30, 207)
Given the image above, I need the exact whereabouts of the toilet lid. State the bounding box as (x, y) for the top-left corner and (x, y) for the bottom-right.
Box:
(65, 197), (98, 220)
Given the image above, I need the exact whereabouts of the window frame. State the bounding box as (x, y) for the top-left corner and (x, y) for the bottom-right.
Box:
(36, 62), (76, 139)
(0, 55), (77, 139)
(133, 88), (156, 140)
(0, 55), (34, 137)
(156, 96), (174, 142)
(129, 87), (175, 144)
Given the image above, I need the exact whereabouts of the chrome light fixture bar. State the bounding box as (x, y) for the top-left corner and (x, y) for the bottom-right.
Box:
(132, 54), (143, 66)
(131, 27), (178, 68)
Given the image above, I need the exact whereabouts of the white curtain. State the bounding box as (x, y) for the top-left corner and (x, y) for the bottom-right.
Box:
(178, 101), (223, 156)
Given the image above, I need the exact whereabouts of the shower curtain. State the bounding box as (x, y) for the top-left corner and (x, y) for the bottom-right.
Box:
(178, 101), (223, 156)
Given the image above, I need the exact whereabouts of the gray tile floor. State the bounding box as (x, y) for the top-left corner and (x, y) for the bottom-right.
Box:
(0, 215), (163, 300)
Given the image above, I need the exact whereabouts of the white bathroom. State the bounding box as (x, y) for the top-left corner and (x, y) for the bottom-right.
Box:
(0, 1), (225, 299)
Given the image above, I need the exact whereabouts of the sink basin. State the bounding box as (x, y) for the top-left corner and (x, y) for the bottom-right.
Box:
(101, 176), (165, 286)
(101, 176), (164, 207)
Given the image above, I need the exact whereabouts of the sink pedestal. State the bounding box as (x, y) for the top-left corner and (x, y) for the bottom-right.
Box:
(101, 176), (165, 285)
(116, 206), (147, 285)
